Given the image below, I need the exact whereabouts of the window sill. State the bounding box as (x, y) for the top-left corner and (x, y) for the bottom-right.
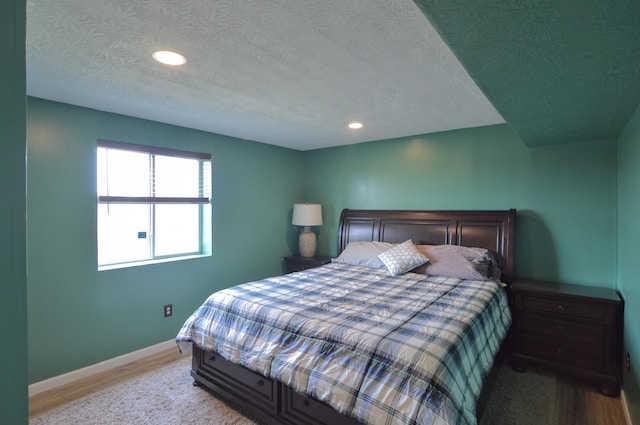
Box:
(98, 253), (210, 271)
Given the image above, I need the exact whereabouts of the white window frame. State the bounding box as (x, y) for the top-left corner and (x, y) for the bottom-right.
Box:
(97, 139), (212, 270)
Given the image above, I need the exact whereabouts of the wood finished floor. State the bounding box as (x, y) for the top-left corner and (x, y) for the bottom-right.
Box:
(553, 373), (628, 425)
(30, 348), (628, 425)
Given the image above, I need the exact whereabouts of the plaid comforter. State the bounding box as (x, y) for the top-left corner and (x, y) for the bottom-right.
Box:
(176, 262), (511, 425)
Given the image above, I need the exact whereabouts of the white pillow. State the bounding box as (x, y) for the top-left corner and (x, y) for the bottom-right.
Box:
(377, 240), (429, 276)
(332, 241), (396, 268)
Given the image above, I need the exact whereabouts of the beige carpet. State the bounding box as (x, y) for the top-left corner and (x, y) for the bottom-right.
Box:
(30, 355), (556, 425)
(30, 355), (256, 425)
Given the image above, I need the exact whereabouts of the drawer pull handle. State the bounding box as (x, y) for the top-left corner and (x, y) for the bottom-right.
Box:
(557, 304), (565, 311)
(256, 380), (264, 387)
(208, 356), (216, 362)
(555, 347), (563, 354)
(303, 399), (311, 408)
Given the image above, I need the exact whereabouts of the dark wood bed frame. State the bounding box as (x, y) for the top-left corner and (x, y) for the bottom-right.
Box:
(190, 209), (517, 425)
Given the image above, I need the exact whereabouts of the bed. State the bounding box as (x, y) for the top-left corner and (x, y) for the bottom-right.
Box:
(176, 209), (516, 425)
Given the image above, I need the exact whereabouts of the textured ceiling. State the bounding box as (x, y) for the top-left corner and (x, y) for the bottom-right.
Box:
(26, 0), (505, 151)
(27, 1), (640, 150)
(414, 0), (640, 146)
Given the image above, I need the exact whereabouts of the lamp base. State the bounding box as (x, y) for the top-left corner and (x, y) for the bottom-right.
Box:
(299, 228), (316, 258)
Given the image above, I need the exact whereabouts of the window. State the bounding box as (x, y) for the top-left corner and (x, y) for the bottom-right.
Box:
(97, 139), (211, 269)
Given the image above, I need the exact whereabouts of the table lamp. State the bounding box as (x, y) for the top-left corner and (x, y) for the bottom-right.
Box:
(292, 203), (323, 257)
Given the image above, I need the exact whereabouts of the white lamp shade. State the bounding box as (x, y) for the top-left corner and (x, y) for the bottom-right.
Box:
(292, 203), (323, 226)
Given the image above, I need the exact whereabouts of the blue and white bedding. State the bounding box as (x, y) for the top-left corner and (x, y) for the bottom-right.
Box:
(176, 262), (511, 425)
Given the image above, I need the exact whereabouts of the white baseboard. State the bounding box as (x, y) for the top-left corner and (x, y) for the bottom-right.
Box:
(29, 339), (176, 397)
(622, 389), (634, 425)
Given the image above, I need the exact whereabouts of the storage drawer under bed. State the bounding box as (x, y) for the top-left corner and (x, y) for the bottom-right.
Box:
(281, 386), (361, 425)
(193, 347), (278, 416)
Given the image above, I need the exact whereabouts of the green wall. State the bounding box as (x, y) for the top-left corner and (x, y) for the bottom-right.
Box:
(27, 98), (304, 383)
(0, 0), (27, 423)
(304, 124), (617, 287)
(617, 103), (640, 424)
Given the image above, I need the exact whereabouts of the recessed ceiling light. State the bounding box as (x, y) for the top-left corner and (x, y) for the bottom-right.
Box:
(348, 122), (364, 129)
(152, 50), (187, 66)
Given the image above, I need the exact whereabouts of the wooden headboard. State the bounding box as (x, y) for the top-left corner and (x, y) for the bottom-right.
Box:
(337, 209), (516, 284)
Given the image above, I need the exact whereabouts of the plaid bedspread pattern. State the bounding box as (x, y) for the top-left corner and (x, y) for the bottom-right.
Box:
(176, 262), (511, 425)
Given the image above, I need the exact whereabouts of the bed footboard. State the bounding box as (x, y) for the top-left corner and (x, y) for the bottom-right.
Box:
(191, 345), (500, 425)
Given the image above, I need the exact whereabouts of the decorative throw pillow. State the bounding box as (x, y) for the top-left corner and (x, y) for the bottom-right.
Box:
(377, 240), (429, 276)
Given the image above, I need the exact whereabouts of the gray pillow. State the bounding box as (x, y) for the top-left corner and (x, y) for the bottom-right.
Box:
(332, 241), (396, 268)
(413, 245), (501, 281)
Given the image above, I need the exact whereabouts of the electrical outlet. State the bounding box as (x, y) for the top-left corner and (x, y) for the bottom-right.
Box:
(164, 304), (172, 317)
(627, 352), (631, 373)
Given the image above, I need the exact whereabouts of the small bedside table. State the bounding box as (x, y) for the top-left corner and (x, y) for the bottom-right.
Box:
(283, 255), (332, 274)
(510, 279), (623, 396)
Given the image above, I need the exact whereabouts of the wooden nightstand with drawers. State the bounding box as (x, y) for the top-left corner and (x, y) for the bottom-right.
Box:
(283, 255), (332, 274)
(510, 279), (623, 396)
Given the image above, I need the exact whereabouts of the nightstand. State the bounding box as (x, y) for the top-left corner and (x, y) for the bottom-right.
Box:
(510, 279), (623, 396)
(283, 255), (332, 274)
